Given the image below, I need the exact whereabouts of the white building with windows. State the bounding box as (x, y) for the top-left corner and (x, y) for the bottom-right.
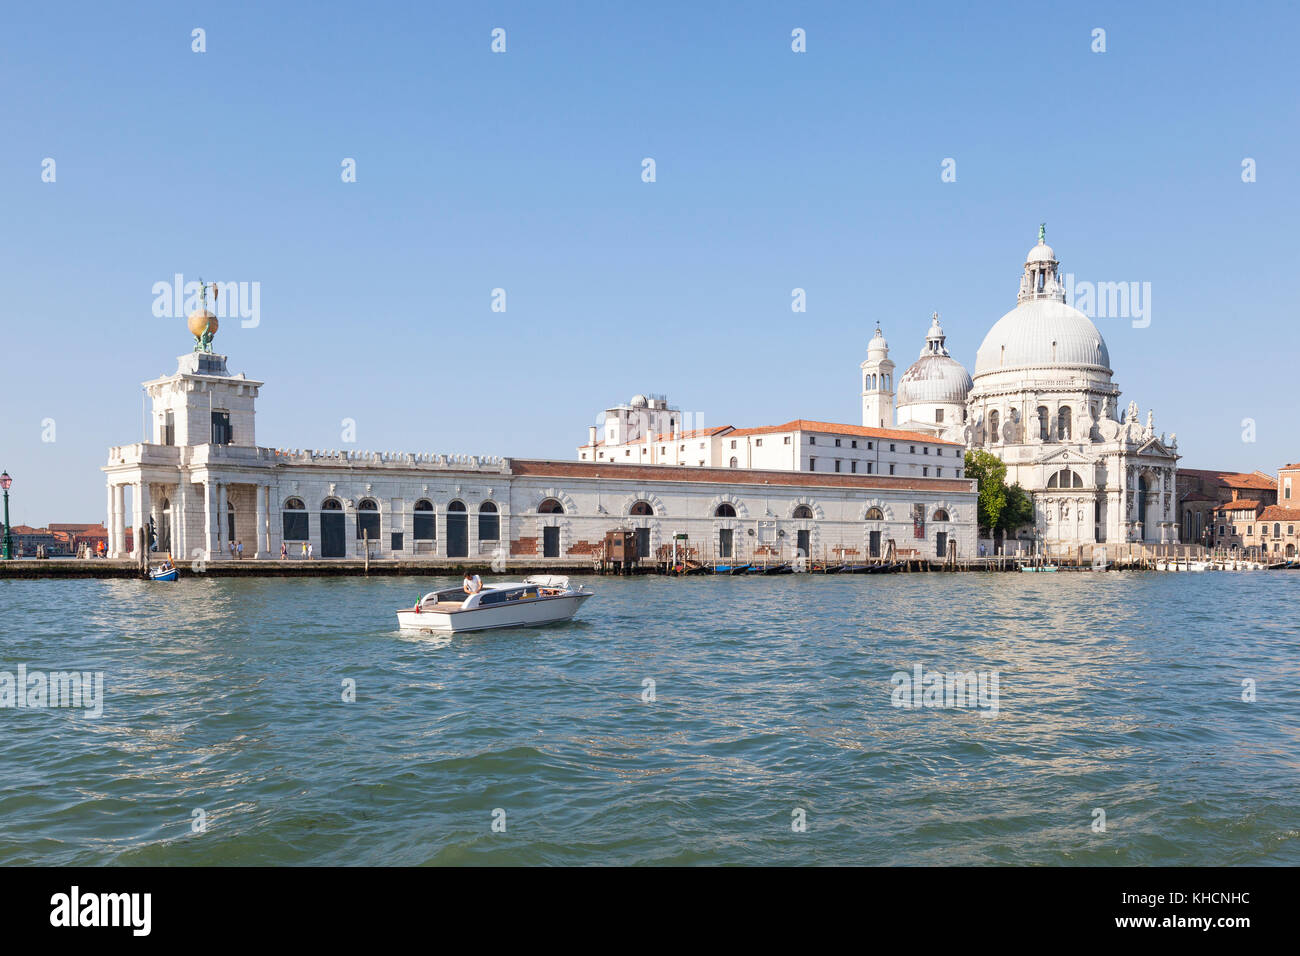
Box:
(864, 228), (1180, 546)
(103, 325), (978, 565)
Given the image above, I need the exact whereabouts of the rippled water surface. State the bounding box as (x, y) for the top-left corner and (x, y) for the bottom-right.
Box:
(1, 572), (1298, 865)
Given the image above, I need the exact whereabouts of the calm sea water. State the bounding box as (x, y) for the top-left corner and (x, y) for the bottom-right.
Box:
(1, 572), (1297, 865)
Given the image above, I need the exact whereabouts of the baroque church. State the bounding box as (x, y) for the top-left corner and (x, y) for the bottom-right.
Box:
(861, 228), (1180, 546)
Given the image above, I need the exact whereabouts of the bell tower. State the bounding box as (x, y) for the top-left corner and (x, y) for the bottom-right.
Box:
(861, 325), (895, 428)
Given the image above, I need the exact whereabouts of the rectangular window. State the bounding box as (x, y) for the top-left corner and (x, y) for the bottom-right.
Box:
(834, 460), (841, 473)
(851, 461), (857, 473)
(935, 408), (944, 423)
(809, 458), (816, 471)
(162, 410), (175, 446)
(936, 467), (942, 477)
(756, 439), (762, 447)
(211, 410), (232, 445)
(867, 462), (873, 474)
(851, 440), (857, 448)
(413, 512), (435, 540)
(391, 532), (404, 551)
(867, 441), (873, 450)
(730, 440), (737, 449)
(809, 437), (816, 445)
(923, 466), (929, 476)
(889, 463), (895, 475)
(890, 444), (896, 452)
(783, 436), (790, 444)
(834, 439), (841, 447)
(911, 445), (916, 454)
(923, 447), (929, 454)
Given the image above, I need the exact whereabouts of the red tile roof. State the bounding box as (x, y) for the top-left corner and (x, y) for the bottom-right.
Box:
(508, 458), (974, 492)
(1214, 500), (1262, 513)
(1179, 468), (1277, 491)
(1257, 506), (1300, 522)
(727, 419), (962, 446)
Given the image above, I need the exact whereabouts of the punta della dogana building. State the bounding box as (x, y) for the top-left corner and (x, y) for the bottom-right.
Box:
(102, 315), (977, 565)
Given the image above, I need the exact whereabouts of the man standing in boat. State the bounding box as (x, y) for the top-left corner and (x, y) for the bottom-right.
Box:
(462, 570), (482, 594)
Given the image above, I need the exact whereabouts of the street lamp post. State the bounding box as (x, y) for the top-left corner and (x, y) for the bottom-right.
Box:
(1, 471), (13, 559)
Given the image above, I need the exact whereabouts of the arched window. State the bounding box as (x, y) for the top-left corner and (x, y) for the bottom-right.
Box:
(793, 505), (814, 519)
(356, 498), (380, 541)
(479, 501), (500, 541)
(714, 503), (737, 518)
(1058, 407), (1072, 441)
(283, 497), (309, 541)
(864, 507), (884, 521)
(933, 509), (950, 522)
(1037, 406), (1049, 441)
(630, 501), (654, 516)
(322, 498), (343, 510)
(538, 498), (564, 514)
(989, 410), (1000, 443)
(729, 457), (738, 468)
(447, 500), (466, 511)
(413, 499), (435, 540)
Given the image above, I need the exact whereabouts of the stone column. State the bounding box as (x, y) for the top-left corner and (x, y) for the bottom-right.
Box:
(105, 484), (115, 556)
(113, 483), (127, 557)
(215, 481), (225, 557)
(173, 480), (186, 561)
(255, 485), (268, 558)
(204, 479), (216, 560)
(134, 481), (150, 560)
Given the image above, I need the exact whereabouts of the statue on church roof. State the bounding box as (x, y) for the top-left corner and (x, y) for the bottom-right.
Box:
(187, 279), (219, 353)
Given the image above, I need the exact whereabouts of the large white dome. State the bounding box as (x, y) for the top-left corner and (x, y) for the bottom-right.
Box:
(974, 298), (1110, 377)
(898, 354), (973, 406)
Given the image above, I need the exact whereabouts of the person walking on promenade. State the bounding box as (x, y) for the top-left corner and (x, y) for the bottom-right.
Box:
(281, 541), (287, 560)
(236, 540), (243, 560)
(307, 542), (314, 560)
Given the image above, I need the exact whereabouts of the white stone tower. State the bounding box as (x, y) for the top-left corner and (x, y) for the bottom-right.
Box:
(860, 325), (895, 428)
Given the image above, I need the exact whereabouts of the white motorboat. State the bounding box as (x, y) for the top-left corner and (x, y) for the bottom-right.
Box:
(396, 575), (593, 634)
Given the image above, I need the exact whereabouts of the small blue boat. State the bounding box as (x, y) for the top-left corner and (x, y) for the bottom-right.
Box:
(149, 564), (179, 582)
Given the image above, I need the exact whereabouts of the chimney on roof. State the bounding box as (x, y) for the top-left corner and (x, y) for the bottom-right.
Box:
(588, 425), (597, 447)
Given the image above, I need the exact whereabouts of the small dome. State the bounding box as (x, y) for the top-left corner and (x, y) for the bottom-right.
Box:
(1026, 240), (1056, 264)
(630, 394), (648, 407)
(897, 354), (973, 407)
(975, 298), (1109, 376)
(867, 326), (889, 355)
(187, 309), (218, 339)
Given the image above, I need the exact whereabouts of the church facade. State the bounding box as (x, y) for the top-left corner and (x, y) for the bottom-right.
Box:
(863, 229), (1180, 546)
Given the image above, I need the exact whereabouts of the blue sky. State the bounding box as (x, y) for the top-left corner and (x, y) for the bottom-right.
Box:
(2, 0), (1297, 524)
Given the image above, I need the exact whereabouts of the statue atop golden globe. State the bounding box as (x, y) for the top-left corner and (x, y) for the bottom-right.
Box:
(187, 279), (219, 352)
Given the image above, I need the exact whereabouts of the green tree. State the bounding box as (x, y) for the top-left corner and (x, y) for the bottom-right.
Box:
(998, 483), (1036, 534)
(963, 449), (1007, 534)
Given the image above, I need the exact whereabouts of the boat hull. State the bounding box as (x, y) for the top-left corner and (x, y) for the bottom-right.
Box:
(150, 568), (179, 582)
(397, 592), (592, 634)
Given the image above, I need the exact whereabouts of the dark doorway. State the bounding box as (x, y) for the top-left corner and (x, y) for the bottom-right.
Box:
(447, 501), (468, 558)
(543, 526), (560, 558)
(936, 532), (948, 558)
(719, 528), (734, 559)
(321, 512), (345, 557)
(869, 530), (881, 558)
(796, 529), (810, 559)
(634, 527), (650, 558)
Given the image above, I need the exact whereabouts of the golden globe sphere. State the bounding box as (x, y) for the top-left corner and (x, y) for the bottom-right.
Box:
(187, 309), (218, 339)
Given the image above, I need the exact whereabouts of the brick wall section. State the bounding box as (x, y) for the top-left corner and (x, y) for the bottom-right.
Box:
(565, 540), (601, 555)
(511, 537), (538, 556)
